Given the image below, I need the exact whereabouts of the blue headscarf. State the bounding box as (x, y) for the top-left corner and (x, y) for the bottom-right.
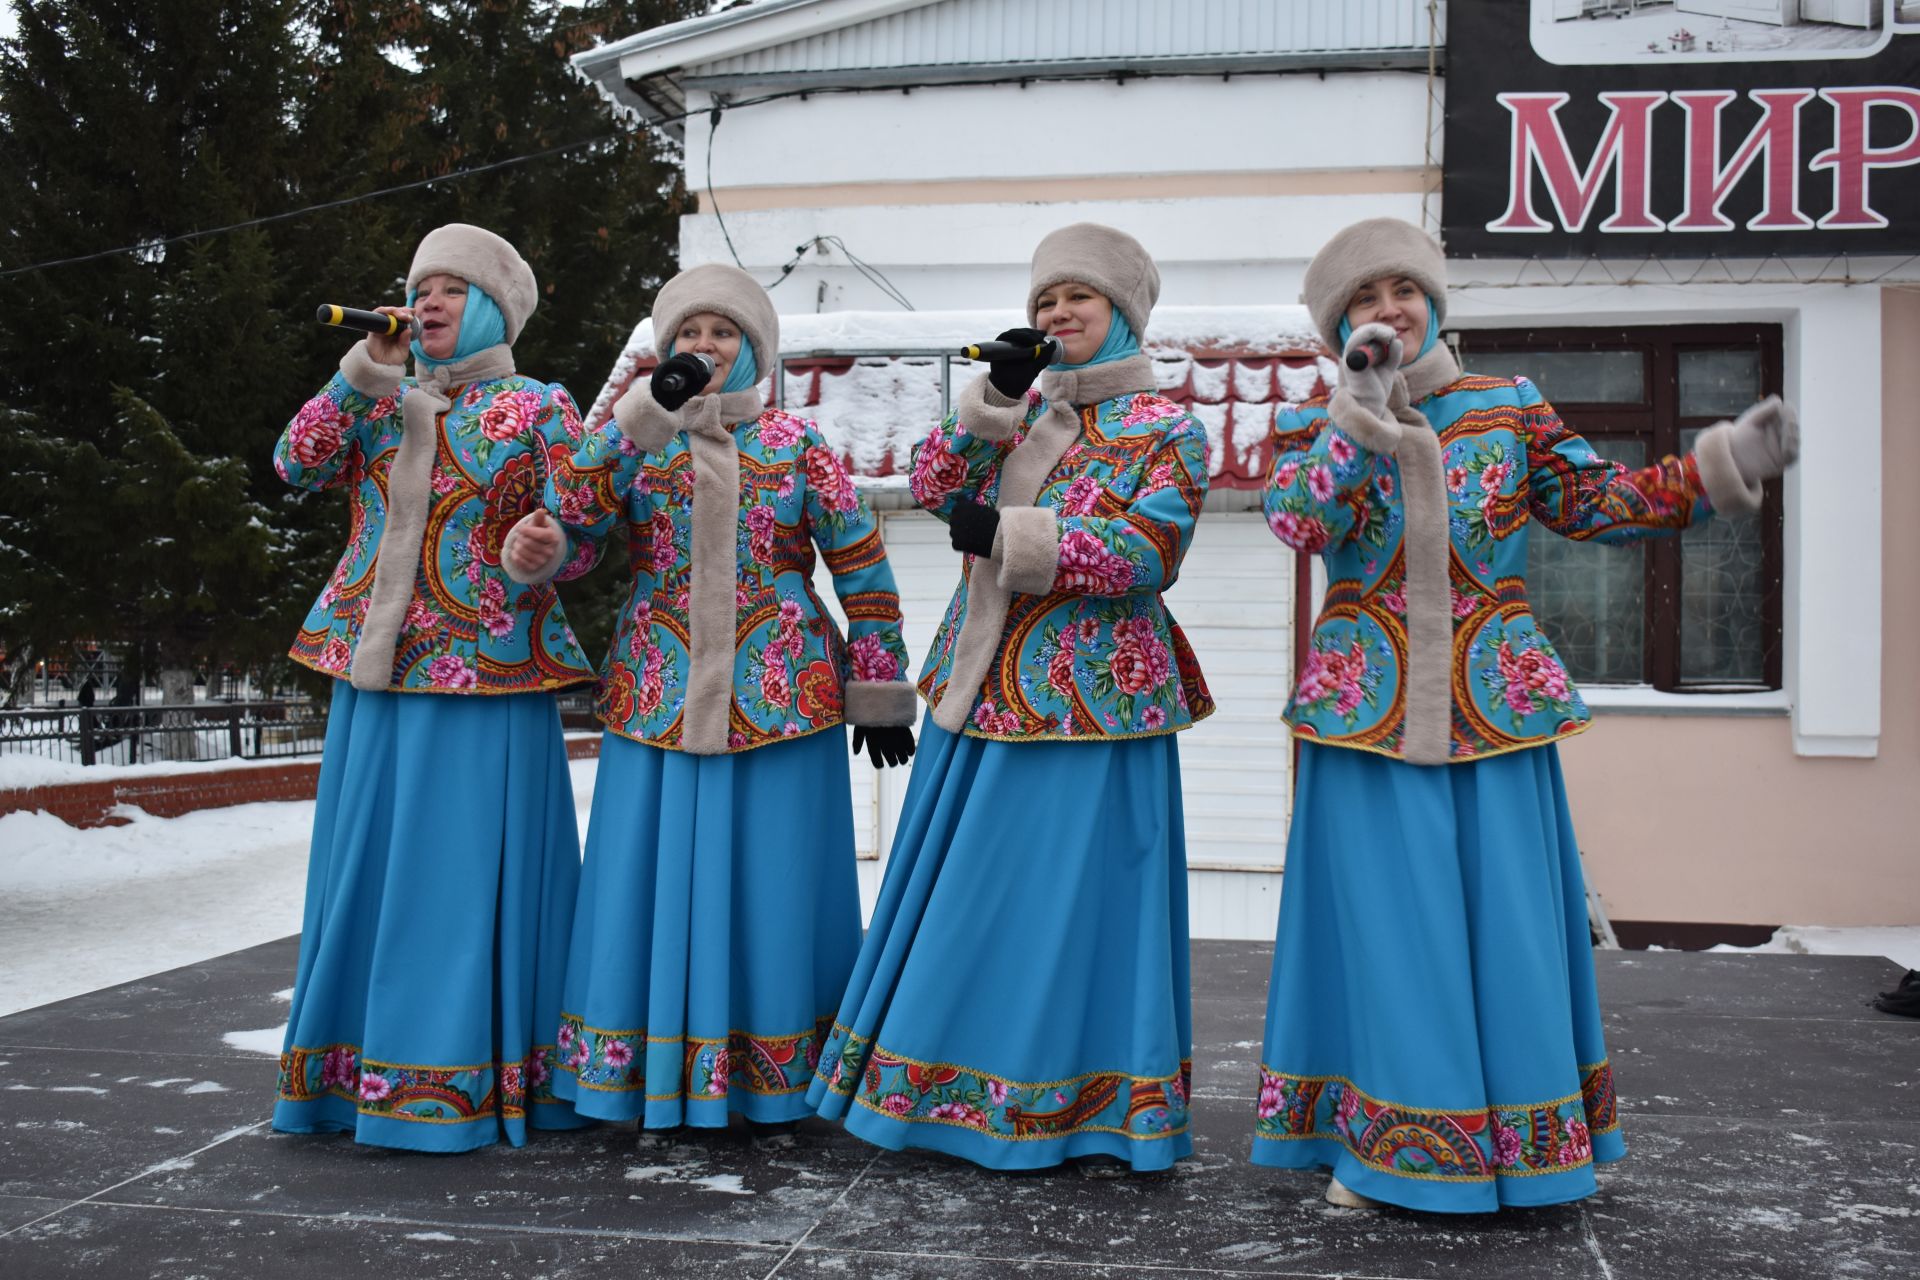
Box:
(665, 336), (760, 394)
(1053, 306), (1140, 370)
(408, 282), (508, 368)
(1337, 296), (1440, 364)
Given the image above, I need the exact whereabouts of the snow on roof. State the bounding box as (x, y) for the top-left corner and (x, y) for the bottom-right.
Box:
(581, 305), (1334, 492)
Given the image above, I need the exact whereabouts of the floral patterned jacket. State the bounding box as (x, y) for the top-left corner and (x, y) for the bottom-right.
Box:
(275, 367), (598, 693)
(1264, 371), (1715, 761)
(909, 388), (1214, 740)
(547, 407), (913, 753)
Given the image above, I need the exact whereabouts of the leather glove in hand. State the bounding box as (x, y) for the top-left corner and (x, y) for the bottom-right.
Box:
(986, 326), (1053, 401)
(650, 352), (714, 414)
(1338, 322), (1404, 419)
(852, 723), (916, 769)
(949, 500), (1000, 557)
(1726, 395), (1799, 486)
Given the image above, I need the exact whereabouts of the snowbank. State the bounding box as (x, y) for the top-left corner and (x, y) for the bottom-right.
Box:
(0, 757), (603, 1018)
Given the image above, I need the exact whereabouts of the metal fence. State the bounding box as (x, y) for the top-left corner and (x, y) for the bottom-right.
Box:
(1, 691), (603, 770)
(0, 700), (329, 769)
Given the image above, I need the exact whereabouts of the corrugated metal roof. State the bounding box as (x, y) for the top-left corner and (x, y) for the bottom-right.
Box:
(693, 0), (1438, 80)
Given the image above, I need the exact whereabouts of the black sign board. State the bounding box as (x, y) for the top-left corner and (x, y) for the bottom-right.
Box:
(1443, 0), (1920, 258)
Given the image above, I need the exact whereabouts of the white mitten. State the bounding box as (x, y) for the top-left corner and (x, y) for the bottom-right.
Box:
(1338, 322), (1404, 419)
(1727, 395), (1799, 486)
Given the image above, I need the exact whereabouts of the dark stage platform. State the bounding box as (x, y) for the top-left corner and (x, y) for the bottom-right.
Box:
(1, 940), (1915, 1279)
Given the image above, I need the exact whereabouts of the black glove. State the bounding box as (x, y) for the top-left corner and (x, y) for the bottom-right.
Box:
(986, 326), (1053, 401)
(949, 500), (1000, 557)
(649, 352), (713, 413)
(851, 723), (916, 769)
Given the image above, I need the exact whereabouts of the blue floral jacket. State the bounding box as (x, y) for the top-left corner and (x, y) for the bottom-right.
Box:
(1265, 372), (1716, 760)
(275, 371), (598, 693)
(548, 408), (912, 752)
(910, 390), (1214, 739)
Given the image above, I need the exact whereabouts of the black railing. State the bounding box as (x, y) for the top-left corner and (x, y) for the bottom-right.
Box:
(0, 700), (330, 769)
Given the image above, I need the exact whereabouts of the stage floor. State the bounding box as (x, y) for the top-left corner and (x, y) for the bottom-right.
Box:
(1, 939), (1915, 1279)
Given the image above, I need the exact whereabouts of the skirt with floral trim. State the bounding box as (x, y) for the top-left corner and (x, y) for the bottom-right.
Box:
(807, 713), (1193, 1171)
(1250, 741), (1625, 1211)
(551, 727), (862, 1128)
(273, 683), (587, 1152)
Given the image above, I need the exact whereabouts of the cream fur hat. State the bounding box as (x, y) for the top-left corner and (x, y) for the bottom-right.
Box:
(1300, 217), (1448, 353)
(1026, 223), (1161, 340)
(650, 263), (780, 373)
(407, 223), (539, 345)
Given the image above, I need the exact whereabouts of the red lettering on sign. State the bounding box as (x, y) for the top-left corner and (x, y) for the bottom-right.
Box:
(1809, 87), (1920, 231)
(1487, 90), (1667, 234)
(1671, 88), (1815, 232)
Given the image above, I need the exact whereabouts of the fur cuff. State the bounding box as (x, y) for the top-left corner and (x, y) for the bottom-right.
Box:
(955, 372), (1031, 442)
(340, 341), (405, 400)
(993, 506), (1062, 596)
(613, 381), (682, 456)
(845, 679), (917, 727)
(1327, 387), (1404, 455)
(1692, 421), (1763, 517)
(501, 513), (568, 585)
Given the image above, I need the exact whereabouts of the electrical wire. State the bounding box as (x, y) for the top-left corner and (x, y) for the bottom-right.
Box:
(702, 102), (914, 307)
(0, 133), (639, 280)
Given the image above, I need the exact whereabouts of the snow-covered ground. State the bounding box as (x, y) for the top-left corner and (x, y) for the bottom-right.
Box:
(0, 756), (601, 1019)
(1, 750), (1914, 1025)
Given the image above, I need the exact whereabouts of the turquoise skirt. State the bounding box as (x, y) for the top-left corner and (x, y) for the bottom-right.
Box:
(1251, 742), (1624, 1211)
(552, 728), (861, 1127)
(808, 714), (1193, 1171)
(273, 683), (586, 1152)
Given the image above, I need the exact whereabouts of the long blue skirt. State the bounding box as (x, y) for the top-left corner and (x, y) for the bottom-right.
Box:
(274, 684), (586, 1152)
(552, 728), (862, 1127)
(1250, 742), (1624, 1211)
(807, 714), (1193, 1171)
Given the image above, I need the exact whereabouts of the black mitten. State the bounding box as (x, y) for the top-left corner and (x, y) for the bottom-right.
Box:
(986, 326), (1053, 401)
(650, 352), (713, 413)
(949, 500), (1000, 557)
(852, 724), (917, 769)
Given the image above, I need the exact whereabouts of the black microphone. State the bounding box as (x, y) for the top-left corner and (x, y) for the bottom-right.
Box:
(958, 335), (1066, 363)
(1344, 339), (1391, 372)
(654, 353), (716, 398)
(316, 305), (422, 343)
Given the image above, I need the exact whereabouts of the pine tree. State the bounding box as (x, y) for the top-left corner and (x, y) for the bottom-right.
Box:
(0, 0), (695, 701)
(0, 0), (311, 698)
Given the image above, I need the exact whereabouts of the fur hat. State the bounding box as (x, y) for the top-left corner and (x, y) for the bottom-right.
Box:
(650, 263), (780, 374)
(1026, 223), (1161, 339)
(407, 223), (539, 345)
(1301, 217), (1448, 353)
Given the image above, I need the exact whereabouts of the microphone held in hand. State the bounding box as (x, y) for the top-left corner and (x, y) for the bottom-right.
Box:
(655, 352), (717, 399)
(315, 305), (422, 344)
(1344, 338), (1390, 373)
(960, 335), (1066, 363)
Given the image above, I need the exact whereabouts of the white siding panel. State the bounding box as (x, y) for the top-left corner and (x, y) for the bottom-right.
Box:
(698, 0), (1435, 77)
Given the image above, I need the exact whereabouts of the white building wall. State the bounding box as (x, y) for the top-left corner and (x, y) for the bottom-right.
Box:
(678, 74), (1435, 314)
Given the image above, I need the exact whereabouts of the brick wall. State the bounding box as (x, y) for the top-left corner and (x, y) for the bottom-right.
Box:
(0, 735), (602, 829)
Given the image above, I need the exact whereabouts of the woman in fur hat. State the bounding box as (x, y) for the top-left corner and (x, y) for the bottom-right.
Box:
(1252, 217), (1799, 1211)
(271, 223), (598, 1151)
(804, 224), (1213, 1174)
(502, 263), (916, 1142)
